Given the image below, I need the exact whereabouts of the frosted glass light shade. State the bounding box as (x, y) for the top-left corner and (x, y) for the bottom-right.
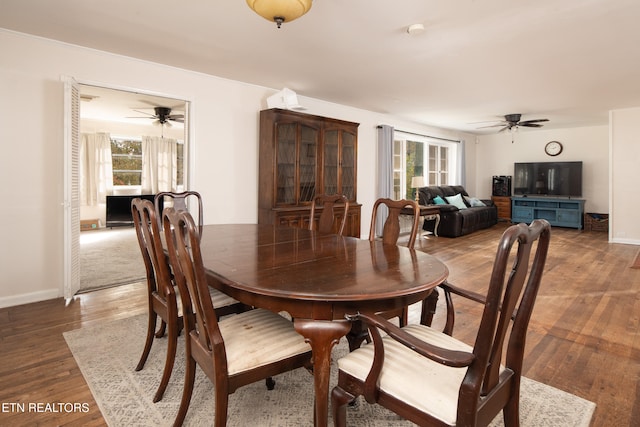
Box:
(246, 0), (312, 27)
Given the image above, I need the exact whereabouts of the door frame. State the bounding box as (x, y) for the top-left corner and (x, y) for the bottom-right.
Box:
(63, 77), (192, 298)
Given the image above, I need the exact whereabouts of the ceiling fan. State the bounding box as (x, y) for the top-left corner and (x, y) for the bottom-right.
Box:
(128, 106), (184, 126)
(477, 113), (549, 132)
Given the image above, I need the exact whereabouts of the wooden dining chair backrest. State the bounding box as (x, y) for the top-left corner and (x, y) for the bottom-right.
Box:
(154, 191), (203, 236)
(309, 194), (349, 235)
(163, 207), (219, 354)
(368, 198), (420, 248)
(332, 219), (552, 427)
(130, 197), (181, 402)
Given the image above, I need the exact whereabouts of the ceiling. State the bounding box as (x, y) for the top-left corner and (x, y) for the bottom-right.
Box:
(79, 84), (185, 129)
(2, 0), (640, 134)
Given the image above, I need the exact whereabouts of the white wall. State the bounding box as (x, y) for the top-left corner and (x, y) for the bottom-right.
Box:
(475, 126), (609, 214)
(610, 107), (640, 245)
(0, 30), (475, 307)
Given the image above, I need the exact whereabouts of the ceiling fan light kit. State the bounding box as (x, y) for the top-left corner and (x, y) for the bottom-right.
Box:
(246, 0), (312, 28)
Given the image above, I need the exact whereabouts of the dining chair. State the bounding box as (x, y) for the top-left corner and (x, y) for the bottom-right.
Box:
(309, 193), (349, 235)
(162, 208), (313, 427)
(154, 191), (248, 319)
(131, 198), (183, 403)
(368, 198), (421, 327)
(154, 191), (203, 236)
(368, 198), (421, 249)
(331, 219), (551, 427)
(131, 198), (246, 403)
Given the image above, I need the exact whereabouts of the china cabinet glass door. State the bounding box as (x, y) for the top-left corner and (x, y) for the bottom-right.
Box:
(275, 123), (317, 205)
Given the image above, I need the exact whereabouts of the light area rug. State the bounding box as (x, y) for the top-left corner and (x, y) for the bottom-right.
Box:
(64, 314), (595, 427)
(80, 227), (145, 291)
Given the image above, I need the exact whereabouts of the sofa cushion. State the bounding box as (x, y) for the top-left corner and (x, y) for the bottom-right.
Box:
(445, 193), (467, 210)
(465, 196), (486, 207)
(433, 195), (446, 205)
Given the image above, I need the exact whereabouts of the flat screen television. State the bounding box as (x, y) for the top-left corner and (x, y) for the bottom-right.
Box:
(514, 161), (582, 197)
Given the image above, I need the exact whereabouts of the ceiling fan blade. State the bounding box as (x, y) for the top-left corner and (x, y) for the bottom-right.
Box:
(498, 126), (510, 133)
(130, 109), (156, 117)
(477, 123), (507, 129)
(167, 114), (184, 120)
(468, 119), (503, 124)
(519, 123), (544, 127)
(519, 119), (549, 125)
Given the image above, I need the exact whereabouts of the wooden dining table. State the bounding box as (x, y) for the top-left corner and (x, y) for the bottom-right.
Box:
(197, 224), (449, 426)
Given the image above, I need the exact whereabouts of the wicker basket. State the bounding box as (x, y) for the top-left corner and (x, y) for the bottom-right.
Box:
(584, 213), (609, 232)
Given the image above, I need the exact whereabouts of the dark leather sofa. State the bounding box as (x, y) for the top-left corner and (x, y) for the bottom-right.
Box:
(418, 185), (498, 238)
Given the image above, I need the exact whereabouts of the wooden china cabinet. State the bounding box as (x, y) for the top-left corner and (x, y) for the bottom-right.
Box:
(258, 108), (361, 237)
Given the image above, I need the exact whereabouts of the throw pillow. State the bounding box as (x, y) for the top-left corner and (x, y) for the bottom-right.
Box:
(445, 193), (467, 210)
(464, 196), (487, 207)
(433, 195), (446, 205)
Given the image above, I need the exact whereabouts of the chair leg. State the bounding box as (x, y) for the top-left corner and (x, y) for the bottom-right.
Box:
(331, 385), (355, 427)
(345, 320), (370, 351)
(173, 356), (196, 427)
(420, 289), (439, 326)
(153, 320), (178, 402)
(265, 377), (275, 390)
(135, 312), (157, 371)
(503, 386), (521, 427)
(214, 385), (230, 427)
(399, 307), (409, 327)
(155, 319), (167, 338)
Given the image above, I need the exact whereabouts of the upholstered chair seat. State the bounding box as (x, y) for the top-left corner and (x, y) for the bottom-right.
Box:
(218, 308), (312, 375)
(338, 323), (492, 425)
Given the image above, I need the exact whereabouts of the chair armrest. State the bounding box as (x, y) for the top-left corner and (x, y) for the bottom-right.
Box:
(440, 281), (486, 305)
(347, 312), (475, 368)
(421, 281), (487, 335)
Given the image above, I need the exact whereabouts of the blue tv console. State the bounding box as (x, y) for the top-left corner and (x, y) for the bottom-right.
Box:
(511, 196), (585, 229)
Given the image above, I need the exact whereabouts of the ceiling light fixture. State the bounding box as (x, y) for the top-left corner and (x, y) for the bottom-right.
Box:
(246, 0), (313, 28)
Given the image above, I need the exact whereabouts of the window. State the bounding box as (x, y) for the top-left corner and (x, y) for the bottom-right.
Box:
(110, 137), (184, 187)
(111, 138), (142, 186)
(393, 133), (458, 200)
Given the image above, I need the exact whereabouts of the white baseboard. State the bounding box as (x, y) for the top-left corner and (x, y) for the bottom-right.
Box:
(610, 237), (640, 246)
(0, 288), (60, 309)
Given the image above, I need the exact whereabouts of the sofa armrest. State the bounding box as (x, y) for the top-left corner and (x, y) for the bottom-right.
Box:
(480, 199), (495, 207)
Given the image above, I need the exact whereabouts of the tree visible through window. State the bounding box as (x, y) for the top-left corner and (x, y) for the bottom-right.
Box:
(111, 138), (142, 186)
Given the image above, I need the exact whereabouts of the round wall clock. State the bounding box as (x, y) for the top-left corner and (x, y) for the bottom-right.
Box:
(545, 141), (563, 156)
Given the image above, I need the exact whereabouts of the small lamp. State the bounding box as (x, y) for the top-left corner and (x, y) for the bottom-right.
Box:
(246, 0), (313, 28)
(411, 176), (425, 205)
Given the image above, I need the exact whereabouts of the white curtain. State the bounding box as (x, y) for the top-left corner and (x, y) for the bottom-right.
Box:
(141, 136), (177, 194)
(80, 132), (113, 206)
(376, 125), (395, 237)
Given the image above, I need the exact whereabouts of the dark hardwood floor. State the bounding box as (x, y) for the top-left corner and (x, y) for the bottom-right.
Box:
(1, 223), (638, 426)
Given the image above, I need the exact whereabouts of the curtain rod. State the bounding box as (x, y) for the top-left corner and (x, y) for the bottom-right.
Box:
(377, 125), (460, 143)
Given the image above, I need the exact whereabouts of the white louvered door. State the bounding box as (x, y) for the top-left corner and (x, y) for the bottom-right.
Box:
(63, 77), (81, 298)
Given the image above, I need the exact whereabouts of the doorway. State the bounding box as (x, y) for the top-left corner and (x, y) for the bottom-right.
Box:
(74, 84), (189, 293)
